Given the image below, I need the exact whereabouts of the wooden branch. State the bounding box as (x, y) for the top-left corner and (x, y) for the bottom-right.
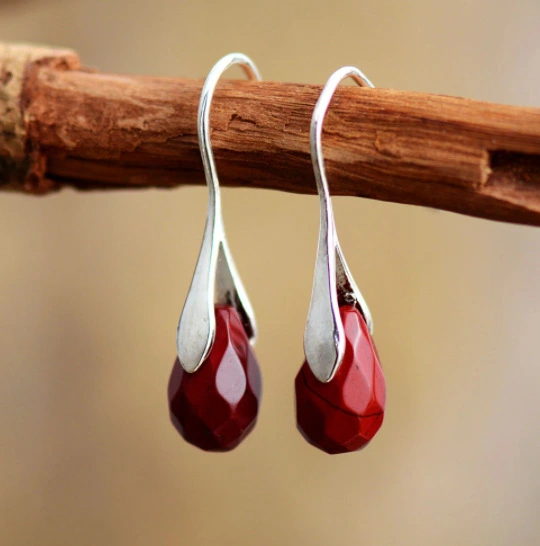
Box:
(1, 43), (540, 226)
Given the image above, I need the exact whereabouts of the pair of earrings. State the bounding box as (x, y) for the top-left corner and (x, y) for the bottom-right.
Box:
(168, 53), (386, 455)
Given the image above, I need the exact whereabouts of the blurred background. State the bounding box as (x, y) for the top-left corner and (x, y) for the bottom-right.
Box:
(1, 1), (539, 545)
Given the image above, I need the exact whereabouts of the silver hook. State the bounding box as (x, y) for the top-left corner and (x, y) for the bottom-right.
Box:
(177, 53), (261, 373)
(304, 66), (375, 383)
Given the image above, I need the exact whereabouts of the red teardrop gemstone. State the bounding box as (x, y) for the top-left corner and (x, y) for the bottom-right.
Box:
(295, 305), (386, 454)
(168, 305), (262, 452)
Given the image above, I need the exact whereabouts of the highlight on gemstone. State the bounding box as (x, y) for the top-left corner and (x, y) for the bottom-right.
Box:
(295, 305), (386, 454)
(168, 305), (262, 452)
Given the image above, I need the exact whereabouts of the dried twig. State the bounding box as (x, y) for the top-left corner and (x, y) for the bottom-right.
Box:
(1, 42), (539, 225)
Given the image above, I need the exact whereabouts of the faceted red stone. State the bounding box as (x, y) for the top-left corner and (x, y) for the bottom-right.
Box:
(295, 305), (386, 454)
(168, 305), (262, 452)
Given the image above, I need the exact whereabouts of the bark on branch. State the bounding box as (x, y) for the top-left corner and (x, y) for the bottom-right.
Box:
(1, 42), (540, 226)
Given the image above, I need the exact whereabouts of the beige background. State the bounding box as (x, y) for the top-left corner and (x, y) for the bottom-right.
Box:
(1, 1), (540, 545)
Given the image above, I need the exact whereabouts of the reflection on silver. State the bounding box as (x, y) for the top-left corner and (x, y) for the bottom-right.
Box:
(177, 53), (261, 373)
(304, 66), (375, 383)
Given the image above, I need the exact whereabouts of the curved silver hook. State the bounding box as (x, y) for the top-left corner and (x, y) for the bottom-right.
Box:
(304, 66), (375, 383)
(177, 53), (261, 373)
(198, 53), (262, 216)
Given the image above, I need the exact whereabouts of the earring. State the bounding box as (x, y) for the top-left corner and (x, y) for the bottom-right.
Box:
(168, 53), (262, 452)
(295, 67), (386, 454)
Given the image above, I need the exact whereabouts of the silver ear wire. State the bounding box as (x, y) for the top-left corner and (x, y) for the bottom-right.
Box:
(176, 53), (261, 373)
(304, 66), (374, 383)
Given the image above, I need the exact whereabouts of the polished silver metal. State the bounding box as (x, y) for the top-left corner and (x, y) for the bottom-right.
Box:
(177, 53), (261, 373)
(304, 66), (375, 384)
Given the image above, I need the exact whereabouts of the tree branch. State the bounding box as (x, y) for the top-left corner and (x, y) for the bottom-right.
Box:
(1, 42), (540, 225)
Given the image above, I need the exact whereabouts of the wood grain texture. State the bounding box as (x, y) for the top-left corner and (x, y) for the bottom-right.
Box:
(1, 42), (540, 225)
